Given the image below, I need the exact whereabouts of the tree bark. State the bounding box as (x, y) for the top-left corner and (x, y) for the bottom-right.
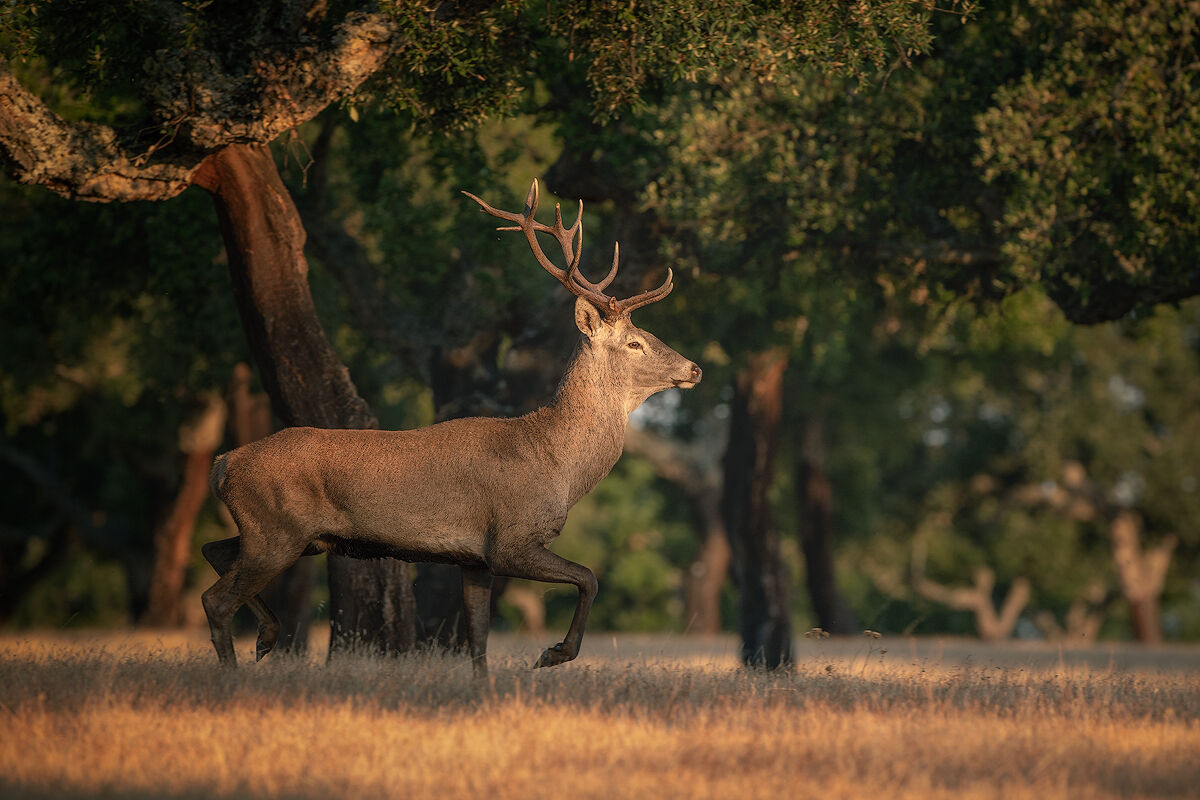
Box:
(192, 142), (416, 656)
(795, 415), (859, 634)
(143, 395), (227, 627)
(327, 556), (418, 656)
(721, 349), (792, 668)
(0, 13), (397, 203)
(684, 521), (732, 635)
(1110, 511), (1175, 644)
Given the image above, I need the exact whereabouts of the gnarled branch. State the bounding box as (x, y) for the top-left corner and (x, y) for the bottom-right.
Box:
(144, 11), (399, 151)
(0, 10), (398, 202)
(911, 537), (1031, 641)
(0, 65), (198, 202)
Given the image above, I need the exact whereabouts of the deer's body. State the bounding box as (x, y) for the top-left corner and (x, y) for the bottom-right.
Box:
(202, 180), (700, 674)
(212, 339), (636, 566)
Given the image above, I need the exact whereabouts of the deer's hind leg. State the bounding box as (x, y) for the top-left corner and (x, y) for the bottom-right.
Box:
(201, 531), (311, 666)
(202, 536), (283, 662)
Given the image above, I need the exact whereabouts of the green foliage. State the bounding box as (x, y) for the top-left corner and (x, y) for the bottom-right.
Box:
(370, 1), (531, 129)
(542, 0), (977, 118)
(0, 181), (238, 412)
(976, 0), (1200, 321)
(833, 293), (1200, 639)
(4, 0), (1200, 642)
(0, 173), (242, 626)
(10, 549), (131, 628)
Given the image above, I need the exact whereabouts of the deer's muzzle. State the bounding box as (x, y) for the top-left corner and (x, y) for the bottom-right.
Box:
(674, 364), (703, 389)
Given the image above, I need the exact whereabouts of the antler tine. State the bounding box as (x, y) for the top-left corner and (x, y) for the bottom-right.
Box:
(611, 268), (674, 316)
(460, 189), (523, 226)
(553, 200), (585, 273)
(509, 180), (586, 272)
(464, 178), (676, 320)
(524, 178), (539, 217)
(463, 179), (611, 309)
(602, 242), (621, 291)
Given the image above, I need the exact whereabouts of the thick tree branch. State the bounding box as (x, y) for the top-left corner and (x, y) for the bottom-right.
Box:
(1, 10), (398, 202)
(144, 11), (399, 151)
(911, 538), (1030, 642)
(0, 64), (198, 201)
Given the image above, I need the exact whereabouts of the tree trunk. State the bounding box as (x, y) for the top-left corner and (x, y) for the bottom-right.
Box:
(1110, 510), (1175, 644)
(795, 415), (859, 635)
(192, 142), (417, 656)
(622, 425), (730, 635)
(683, 515), (732, 635)
(721, 349), (792, 668)
(327, 557), (418, 656)
(143, 395), (227, 627)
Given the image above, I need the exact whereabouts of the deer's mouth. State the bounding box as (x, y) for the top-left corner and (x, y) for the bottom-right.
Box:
(673, 364), (702, 389)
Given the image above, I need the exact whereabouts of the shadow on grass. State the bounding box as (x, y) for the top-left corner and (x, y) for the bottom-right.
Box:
(2, 637), (1198, 721)
(0, 779), (226, 800)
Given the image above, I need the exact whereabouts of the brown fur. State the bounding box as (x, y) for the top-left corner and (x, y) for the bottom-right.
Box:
(202, 298), (701, 674)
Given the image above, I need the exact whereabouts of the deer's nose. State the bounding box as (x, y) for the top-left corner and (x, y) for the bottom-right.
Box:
(690, 365), (703, 383)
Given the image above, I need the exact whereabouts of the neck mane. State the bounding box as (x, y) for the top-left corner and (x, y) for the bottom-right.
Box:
(527, 337), (629, 505)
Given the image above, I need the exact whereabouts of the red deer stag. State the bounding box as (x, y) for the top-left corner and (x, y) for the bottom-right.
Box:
(201, 179), (701, 675)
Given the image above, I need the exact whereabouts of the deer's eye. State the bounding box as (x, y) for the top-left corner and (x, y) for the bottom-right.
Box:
(627, 341), (642, 350)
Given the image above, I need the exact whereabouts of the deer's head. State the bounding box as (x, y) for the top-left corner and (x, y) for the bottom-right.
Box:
(464, 179), (701, 412)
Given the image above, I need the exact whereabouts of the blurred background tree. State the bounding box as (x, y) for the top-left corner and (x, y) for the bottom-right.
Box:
(3, 0), (1198, 662)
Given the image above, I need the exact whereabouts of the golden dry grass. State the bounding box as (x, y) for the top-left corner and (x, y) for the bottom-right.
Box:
(1, 631), (1197, 799)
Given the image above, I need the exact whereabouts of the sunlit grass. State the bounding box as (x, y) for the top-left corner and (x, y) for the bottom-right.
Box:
(1, 631), (1197, 799)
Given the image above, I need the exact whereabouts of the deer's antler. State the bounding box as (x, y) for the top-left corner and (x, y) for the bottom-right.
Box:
(462, 178), (673, 320)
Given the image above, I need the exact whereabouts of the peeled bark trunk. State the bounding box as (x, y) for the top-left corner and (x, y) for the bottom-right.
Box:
(192, 142), (416, 656)
(721, 349), (792, 668)
(1110, 511), (1175, 644)
(143, 396), (227, 627)
(684, 519), (732, 635)
(622, 425), (730, 635)
(796, 416), (858, 635)
(142, 448), (213, 626)
(327, 557), (419, 656)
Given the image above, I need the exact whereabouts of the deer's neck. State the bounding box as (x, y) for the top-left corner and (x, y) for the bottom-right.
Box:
(534, 338), (629, 504)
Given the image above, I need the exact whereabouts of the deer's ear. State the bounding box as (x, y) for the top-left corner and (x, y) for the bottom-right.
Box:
(574, 297), (605, 337)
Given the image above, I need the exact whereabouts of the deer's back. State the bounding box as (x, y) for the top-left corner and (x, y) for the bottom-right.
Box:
(214, 419), (570, 557)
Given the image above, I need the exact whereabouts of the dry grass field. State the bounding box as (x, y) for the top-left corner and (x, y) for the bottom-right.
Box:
(1, 630), (1197, 799)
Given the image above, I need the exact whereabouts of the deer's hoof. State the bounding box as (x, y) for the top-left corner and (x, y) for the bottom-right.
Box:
(533, 642), (573, 669)
(255, 626), (279, 662)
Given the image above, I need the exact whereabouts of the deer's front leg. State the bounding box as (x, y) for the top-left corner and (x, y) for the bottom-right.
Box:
(460, 564), (493, 679)
(489, 542), (597, 669)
